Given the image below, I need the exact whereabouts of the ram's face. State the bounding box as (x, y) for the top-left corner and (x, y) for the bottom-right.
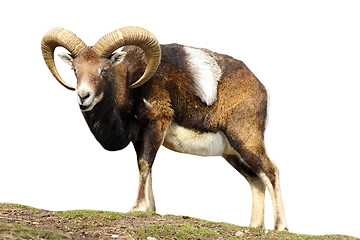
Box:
(42, 26), (161, 110)
(59, 48), (126, 112)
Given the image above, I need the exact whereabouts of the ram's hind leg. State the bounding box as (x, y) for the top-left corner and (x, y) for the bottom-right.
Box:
(223, 154), (266, 229)
(224, 122), (288, 231)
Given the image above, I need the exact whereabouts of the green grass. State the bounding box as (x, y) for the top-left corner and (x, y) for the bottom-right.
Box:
(56, 209), (126, 221)
(136, 222), (219, 239)
(0, 222), (69, 240)
(1, 203), (358, 240)
(6, 203), (36, 209)
(128, 210), (158, 217)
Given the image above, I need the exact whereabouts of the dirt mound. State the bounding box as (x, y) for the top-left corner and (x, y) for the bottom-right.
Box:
(0, 203), (357, 240)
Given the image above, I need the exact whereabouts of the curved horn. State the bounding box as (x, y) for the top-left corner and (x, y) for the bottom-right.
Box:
(41, 28), (87, 90)
(93, 26), (161, 88)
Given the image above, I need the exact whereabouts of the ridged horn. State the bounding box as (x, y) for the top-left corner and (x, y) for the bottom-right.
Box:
(41, 28), (87, 90)
(93, 26), (161, 88)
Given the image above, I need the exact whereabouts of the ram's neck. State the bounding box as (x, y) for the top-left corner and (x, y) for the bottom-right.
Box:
(111, 63), (134, 113)
(82, 77), (133, 151)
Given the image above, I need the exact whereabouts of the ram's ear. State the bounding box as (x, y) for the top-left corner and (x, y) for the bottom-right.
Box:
(110, 51), (127, 66)
(58, 53), (74, 66)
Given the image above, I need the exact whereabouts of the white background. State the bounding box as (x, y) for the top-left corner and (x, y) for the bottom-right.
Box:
(1, 0), (359, 238)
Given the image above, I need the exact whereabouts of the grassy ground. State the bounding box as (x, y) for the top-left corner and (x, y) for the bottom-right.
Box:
(0, 203), (358, 240)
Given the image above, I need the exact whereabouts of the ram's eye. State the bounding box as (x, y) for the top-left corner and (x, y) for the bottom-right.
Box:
(100, 68), (109, 76)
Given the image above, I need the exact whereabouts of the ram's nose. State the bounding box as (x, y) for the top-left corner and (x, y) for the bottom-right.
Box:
(77, 89), (95, 111)
(76, 84), (103, 112)
(78, 92), (91, 104)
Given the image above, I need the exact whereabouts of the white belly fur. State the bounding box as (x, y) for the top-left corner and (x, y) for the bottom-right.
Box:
(163, 123), (235, 157)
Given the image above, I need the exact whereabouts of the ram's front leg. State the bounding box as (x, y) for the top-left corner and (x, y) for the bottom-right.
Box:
(130, 121), (167, 212)
(131, 158), (155, 212)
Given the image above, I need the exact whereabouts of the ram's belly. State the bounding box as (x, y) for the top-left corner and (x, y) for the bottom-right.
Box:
(163, 123), (228, 156)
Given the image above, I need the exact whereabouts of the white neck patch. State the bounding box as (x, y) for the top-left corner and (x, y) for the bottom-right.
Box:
(184, 46), (222, 106)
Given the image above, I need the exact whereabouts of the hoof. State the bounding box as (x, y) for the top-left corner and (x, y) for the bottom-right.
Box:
(129, 203), (155, 212)
(129, 205), (147, 212)
(275, 225), (289, 231)
(249, 223), (265, 229)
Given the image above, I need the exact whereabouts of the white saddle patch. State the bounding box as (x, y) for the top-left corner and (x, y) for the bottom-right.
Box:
(184, 46), (222, 106)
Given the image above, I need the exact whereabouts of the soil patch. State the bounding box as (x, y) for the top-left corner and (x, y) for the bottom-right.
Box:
(0, 203), (358, 240)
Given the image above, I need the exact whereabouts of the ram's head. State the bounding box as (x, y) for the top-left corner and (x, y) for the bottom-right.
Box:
(41, 26), (161, 111)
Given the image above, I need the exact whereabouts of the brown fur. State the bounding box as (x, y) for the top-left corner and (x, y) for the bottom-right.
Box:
(62, 43), (287, 231)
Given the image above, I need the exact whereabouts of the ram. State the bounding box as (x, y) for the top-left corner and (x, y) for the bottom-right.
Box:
(41, 26), (288, 231)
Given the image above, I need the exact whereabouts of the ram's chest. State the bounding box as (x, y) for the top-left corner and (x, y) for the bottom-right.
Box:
(163, 123), (228, 157)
